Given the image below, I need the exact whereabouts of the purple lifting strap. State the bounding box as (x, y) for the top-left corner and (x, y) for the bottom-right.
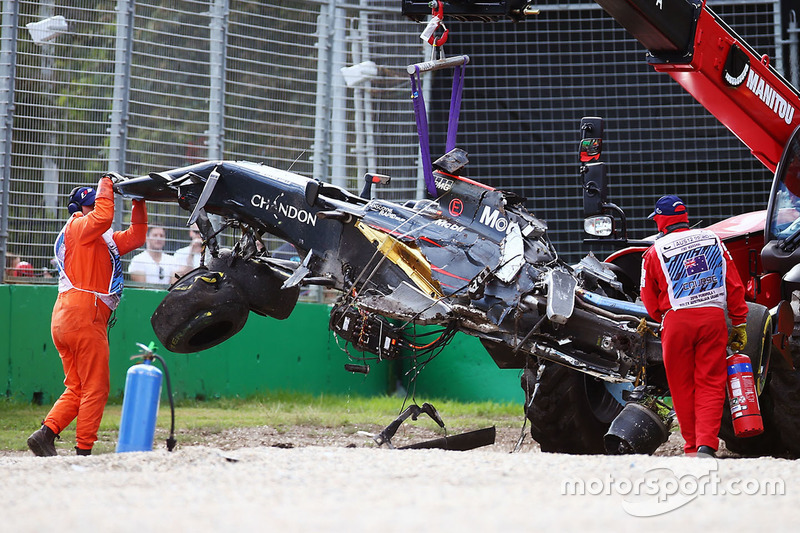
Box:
(447, 65), (464, 153)
(410, 64), (466, 197)
(410, 70), (436, 197)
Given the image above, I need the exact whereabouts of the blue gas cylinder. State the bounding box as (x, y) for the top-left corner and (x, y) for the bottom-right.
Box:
(116, 360), (163, 453)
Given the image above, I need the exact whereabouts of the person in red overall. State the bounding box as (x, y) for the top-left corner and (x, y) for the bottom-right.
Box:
(27, 176), (147, 456)
(640, 195), (748, 458)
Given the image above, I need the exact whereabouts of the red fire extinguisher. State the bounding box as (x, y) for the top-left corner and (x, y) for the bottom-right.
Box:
(726, 351), (764, 437)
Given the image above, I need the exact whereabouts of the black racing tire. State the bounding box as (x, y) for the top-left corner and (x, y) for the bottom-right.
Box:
(719, 386), (783, 457)
(718, 303), (783, 456)
(151, 269), (249, 353)
(768, 368), (800, 458)
(742, 303), (773, 395)
(606, 251), (644, 295)
(604, 262), (639, 301)
(521, 361), (624, 454)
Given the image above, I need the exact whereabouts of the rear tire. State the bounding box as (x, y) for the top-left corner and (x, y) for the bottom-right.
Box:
(719, 388), (782, 456)
(521, 361), (623, 454)
(718, 303), (784, 456)
(742, 304), (773, 395)
(769, 368), (800, 457)
(719, 303), (800, 457)
(151, 269), (249, 353)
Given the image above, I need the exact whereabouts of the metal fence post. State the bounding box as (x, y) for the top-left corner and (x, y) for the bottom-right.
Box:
(348, 23), (367, 181)
(206, 0), (229, 234)
(359, 1), (377, 177)
(109, 0), (134, 228)
(38, 0), (59, 216)
(329, 4), (347, 189)
(347, 7), (377, 183)
(208, 0), (229, 161)
(415, 42), (433, 201)
(312, 3), (333, 184)
(772, 0), (783, 74)
(0, 0), (18, 279)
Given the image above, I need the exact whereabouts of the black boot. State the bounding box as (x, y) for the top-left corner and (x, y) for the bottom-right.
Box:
(27, 425), (58, 457)
(75, 447), (91, 456)
(696, 445), (717, 458)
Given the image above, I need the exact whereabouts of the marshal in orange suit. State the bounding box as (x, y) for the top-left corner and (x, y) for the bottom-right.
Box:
(27, 175), (147, 456)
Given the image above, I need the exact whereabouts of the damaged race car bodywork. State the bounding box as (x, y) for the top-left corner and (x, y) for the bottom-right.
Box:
(115, 153), (675, 451)
(118, 155), (660, 370)
(112, 4), (780, 452)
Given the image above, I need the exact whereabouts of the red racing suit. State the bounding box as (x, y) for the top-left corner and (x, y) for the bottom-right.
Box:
(640, 226), (748, 453)
(44, 177), (147, 451)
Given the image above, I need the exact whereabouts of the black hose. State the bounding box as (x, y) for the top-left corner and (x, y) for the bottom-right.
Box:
(151, 353), (177, 452)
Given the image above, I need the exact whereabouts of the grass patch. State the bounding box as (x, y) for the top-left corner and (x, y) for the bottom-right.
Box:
(0, 392), (522, 454)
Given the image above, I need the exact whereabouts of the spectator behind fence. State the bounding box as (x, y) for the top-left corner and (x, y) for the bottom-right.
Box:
(173, 224), (210, 277)
(127, 226), (178, 286)
(14, 260), (35, 277)
(5, 253), (38, 279)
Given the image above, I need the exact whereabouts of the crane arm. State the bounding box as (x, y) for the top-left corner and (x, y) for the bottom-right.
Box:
(591, 0), (799, 173)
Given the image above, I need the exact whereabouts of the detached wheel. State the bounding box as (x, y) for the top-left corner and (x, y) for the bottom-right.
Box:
(521, 361), (623, 454)
(151, 269), (249, 353)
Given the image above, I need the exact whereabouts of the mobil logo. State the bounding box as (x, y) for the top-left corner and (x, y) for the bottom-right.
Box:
(478, 205), (510, 233)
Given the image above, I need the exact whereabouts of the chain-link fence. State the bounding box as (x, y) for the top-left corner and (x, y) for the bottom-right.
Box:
(0, 0), (424, 288)
(0, 0), (794, 285)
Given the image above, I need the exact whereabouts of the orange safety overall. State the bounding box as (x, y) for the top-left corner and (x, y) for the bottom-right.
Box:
(44, 177), (147, 450)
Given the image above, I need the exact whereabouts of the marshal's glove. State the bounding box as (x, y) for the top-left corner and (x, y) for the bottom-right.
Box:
(728, 324), (747, 352)
(637, 317), (657, 337)
(105, 171), (126, 185)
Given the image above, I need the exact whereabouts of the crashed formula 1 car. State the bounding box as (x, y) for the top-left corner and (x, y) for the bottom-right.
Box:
(112, 2), (780, 455)
(114, 132), (772, 457)
(114, 151), (662, 453)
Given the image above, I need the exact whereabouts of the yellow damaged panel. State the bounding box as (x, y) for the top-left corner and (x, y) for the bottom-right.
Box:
(356, 221), (442, 298)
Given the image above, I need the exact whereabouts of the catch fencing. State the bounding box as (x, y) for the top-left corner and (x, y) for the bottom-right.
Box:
(0, 0), (424, 288)
(0, 0), (793, 286)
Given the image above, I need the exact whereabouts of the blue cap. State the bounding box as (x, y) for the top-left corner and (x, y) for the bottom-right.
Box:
(68, 186), (96, 214)
(648, 195), (687, 219)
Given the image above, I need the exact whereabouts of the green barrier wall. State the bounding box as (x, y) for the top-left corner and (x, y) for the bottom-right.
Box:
(0, 285), (522, 404)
